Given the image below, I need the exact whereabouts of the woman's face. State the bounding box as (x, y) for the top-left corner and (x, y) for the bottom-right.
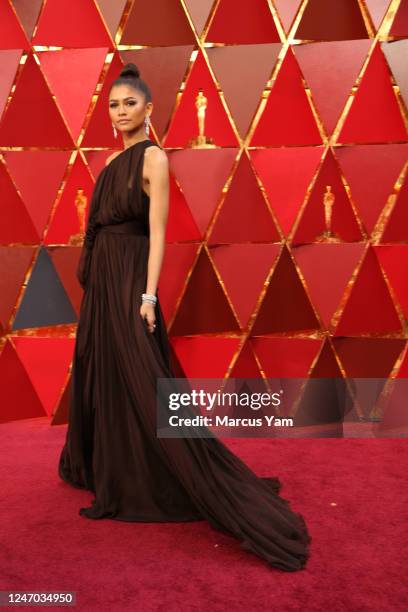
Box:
(108, 84), (151, 135)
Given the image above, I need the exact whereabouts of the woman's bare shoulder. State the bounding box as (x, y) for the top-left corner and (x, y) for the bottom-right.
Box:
(145, 145), (168, 166)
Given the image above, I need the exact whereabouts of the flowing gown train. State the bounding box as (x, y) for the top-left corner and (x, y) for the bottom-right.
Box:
(58, 139), (312, 572)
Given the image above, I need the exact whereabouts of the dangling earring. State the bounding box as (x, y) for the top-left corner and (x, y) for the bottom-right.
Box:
(112, 122), (118, 139)
(144, 115), (150, 136)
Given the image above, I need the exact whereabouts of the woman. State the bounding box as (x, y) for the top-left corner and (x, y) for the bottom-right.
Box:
(58, 63), (311, 572)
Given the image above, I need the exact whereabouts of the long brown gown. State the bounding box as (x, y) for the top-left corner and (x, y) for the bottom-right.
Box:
(58, 138), (312, 572)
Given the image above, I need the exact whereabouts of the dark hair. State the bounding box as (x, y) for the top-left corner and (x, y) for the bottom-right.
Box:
(110, 63), (152, 103)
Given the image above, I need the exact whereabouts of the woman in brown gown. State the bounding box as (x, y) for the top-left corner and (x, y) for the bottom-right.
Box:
(58, 63), (311, 572)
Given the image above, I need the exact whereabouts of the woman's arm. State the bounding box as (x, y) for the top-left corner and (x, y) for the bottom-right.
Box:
(140, 146), (169, 332)
(145, 147), (169, 295)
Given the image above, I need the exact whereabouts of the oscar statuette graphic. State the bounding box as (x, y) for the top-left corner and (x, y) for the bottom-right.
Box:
(68, 188), (87, 246)
(316, 185), (341, 242)
(189, 89), (216, 148)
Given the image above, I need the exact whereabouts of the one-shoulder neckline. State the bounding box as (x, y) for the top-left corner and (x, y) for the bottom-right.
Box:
(105, 138), (153, 168)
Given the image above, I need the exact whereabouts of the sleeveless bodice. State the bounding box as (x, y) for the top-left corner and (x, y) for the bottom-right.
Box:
(84, 139), (158, 249)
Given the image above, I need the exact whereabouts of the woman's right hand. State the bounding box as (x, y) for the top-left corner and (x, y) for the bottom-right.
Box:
(140, 302), (156, 333)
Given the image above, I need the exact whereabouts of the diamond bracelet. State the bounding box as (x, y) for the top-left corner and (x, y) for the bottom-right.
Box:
(142, 293), (157, 305)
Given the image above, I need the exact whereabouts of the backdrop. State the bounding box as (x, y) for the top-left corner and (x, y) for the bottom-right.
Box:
(0, 0), (407, 426)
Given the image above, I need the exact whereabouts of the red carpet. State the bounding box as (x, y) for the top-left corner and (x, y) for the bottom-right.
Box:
(0, 417), (406, 611)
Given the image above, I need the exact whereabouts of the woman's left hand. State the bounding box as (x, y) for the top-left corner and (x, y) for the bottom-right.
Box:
(140, 302), (156, 333)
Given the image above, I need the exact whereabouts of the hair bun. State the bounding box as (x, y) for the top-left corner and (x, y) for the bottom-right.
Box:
(120, 63), (140, 79)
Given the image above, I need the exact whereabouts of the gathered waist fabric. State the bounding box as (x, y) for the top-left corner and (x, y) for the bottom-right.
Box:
(84, 218), (149, 250)
(99, 218), (149, 236)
